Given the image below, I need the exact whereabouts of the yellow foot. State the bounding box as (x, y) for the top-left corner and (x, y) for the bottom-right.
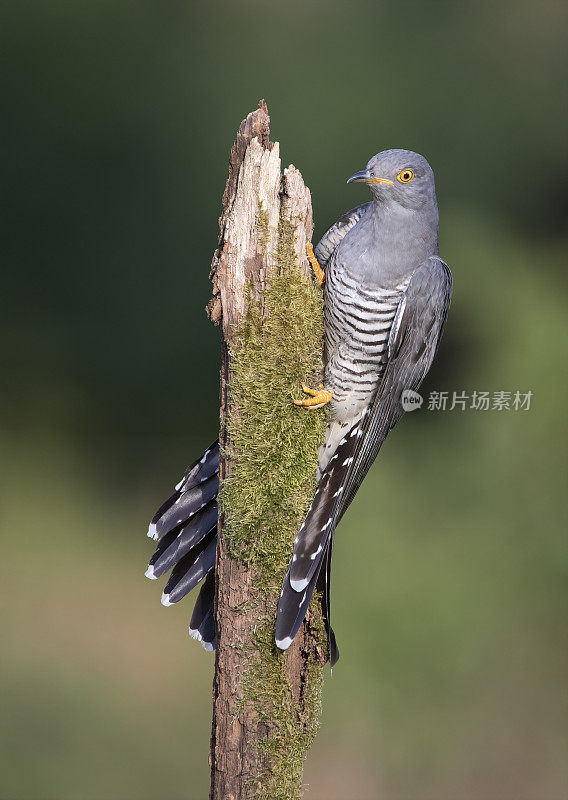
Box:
(307, 242), (325, 287)
(293, 382), (333, 410)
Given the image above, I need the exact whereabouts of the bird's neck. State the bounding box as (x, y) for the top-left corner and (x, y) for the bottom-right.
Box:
(349, 199), (439, 288)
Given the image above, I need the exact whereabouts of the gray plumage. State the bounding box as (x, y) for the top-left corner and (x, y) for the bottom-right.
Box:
(145, 148), (452, 666)
(275, 149), (452, 662)
(314, 203), (370, 268)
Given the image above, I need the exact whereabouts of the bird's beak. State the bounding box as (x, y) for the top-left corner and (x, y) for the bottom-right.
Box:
(347, 169), (394, 186)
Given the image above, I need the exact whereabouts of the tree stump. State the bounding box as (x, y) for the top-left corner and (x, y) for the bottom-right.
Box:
(207, 101), (327, 800)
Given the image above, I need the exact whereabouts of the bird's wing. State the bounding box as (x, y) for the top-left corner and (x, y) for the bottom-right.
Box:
(314, 202), (372, 268)
(276, 257), (452, 652)
(337, 256), (453, 519)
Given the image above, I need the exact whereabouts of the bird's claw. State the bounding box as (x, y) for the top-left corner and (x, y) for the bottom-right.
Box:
(293, 383), (333, 410)
(307, 242), (325, 287)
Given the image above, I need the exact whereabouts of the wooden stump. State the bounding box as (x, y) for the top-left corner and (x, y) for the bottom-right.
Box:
(207, 101), (327, 800)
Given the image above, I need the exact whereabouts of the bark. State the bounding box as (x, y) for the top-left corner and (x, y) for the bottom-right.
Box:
(207, 102), (325, 800)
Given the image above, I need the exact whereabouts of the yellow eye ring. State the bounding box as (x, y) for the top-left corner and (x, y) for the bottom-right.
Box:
(397, 169), (414, 183)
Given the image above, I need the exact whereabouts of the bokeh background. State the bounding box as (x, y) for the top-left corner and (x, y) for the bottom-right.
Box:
(2, 1), (566, 798)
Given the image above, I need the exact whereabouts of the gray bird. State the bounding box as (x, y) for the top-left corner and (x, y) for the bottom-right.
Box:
(145, 149), (452, 665)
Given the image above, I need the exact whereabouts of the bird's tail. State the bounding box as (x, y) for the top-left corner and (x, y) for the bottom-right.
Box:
(146, 429), (352, 666)
(275, 414), (368, 664)
(145, 441), (219, 650)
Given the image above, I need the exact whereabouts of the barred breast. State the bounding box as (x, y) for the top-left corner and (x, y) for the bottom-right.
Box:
(324, 259), (409, 423)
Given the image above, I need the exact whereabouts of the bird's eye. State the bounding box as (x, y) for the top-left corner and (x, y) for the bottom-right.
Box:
(397, 169), (414, 183)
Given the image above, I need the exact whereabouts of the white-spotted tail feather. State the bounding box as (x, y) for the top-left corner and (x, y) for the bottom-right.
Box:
(275, 417), (364, 658)
(145, 441), (219, 652)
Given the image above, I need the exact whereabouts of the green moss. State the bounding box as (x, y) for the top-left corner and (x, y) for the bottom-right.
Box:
(221, 211), (327, 799)
(222, 213), (327, 589)
(239, 623), (324, 800)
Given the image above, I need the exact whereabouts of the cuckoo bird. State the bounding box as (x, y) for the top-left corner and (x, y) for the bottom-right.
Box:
(145, 149), (452, 665)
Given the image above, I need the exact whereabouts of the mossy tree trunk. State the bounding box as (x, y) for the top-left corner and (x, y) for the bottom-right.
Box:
(206, 102), (328, 800)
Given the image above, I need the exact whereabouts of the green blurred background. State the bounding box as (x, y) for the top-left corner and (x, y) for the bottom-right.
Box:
(2, 1), (566, 798)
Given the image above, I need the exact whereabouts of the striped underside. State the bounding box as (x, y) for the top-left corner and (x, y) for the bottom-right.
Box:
(324, 261), (408, 412)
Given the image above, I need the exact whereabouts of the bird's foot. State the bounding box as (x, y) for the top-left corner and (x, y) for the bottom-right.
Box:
(293, 382), (333, 410)
(307, 242), (325, 287)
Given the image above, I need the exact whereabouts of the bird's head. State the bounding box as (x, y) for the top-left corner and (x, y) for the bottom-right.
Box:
(347, 149), (436, 211)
